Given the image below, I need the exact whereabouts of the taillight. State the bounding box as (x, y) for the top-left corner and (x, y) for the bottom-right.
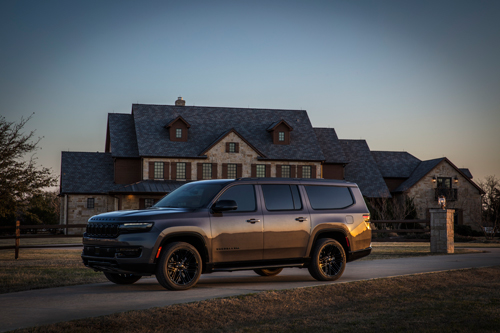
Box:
(363, 214), (370, 223)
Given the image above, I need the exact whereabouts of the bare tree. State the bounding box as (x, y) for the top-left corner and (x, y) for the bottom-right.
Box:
(477, 176), (500, 239)
(0, 114), (57, 220)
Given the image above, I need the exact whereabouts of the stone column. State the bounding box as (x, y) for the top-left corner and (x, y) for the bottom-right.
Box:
(430, 209), (455, 253)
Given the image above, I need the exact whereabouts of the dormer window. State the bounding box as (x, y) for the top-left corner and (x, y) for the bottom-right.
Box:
(165, 116), (191, 142)
(267, 119), (293, 145)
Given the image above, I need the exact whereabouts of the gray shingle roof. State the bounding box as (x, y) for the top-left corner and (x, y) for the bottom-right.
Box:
(459, 168), (473, 179)
(393, 158), (445, 192)
(371, 151), (421, 178)
(60, 152), (120, 194)
(107, 113), (139, 158)
(130, 104), (325, 161)
(314, 128), (349, 164)
(339, 140), (391, 198)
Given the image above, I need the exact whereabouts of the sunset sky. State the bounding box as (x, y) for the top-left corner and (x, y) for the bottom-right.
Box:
(1, 0), (499, 188)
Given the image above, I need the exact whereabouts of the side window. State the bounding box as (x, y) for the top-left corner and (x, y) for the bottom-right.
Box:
(305, 186), (354, 210)
(217, 185), (256, 212)
(262, 184), (302, 211)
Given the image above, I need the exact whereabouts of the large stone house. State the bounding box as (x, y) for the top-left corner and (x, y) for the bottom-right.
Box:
(60, 99), (484, 231)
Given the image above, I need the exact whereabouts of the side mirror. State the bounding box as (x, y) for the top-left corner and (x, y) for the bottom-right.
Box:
(212, 200), (238, 213)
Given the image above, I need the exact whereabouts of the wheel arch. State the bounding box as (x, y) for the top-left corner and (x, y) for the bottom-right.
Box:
(155, 232), (210, 273)
(309, 229), (350, 261)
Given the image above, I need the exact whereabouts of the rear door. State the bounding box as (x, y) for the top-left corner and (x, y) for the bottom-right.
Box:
(260, 184), (311, 259)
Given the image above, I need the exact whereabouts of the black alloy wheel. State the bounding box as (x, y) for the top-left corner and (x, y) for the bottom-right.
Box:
(253, 268), (284, 276)
(156, 242), (202, 291)
(308, 238), (346, 281)
(103, 272), (142, 284)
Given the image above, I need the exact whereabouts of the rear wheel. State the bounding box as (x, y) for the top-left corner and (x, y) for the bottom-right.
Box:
(103, 272), (141, 284)
(253, 268), (283, 276)
(308, 238), (346, 281)
(156, 242), (202, 291)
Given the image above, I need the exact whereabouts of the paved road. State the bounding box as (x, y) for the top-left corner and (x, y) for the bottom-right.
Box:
(1, 248), (499, 332)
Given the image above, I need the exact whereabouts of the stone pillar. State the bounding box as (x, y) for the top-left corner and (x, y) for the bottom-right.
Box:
(430, 209), (455, 253)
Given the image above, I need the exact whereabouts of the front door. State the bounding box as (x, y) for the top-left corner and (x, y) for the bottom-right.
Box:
(210, 184), (263, 262)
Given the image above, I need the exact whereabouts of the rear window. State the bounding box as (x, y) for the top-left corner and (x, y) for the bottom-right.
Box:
(304, 185), (354, 210)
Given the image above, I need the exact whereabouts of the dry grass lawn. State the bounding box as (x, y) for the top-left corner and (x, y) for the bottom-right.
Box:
(13, 266), (500, 333)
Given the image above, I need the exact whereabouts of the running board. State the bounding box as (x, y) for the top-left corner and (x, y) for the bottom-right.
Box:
(213, 263), (305, 272)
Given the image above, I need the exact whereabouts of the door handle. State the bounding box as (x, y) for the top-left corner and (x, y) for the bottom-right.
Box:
(295, 217), (308, 222)
(246, 219), (261, 224)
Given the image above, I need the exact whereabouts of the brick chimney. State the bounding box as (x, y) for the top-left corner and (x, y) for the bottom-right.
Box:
(175, 97), (186, 106)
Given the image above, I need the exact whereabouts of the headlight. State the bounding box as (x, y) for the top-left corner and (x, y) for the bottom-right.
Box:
(118, 222), (154, 233)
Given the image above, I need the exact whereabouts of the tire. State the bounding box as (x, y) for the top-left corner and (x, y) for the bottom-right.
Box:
(103, 272), (142, 284)
(156, 242), (202, 291)
(253, 268), (283, 277)
(308, 238), (346, 281)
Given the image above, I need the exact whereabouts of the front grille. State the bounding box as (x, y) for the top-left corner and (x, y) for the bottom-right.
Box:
(86, 223), (119, 238)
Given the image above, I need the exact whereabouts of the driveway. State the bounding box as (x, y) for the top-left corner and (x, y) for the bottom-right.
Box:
(1, 248), (499, 332)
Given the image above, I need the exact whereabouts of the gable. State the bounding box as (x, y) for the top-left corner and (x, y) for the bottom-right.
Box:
(202, 130), (262, 162)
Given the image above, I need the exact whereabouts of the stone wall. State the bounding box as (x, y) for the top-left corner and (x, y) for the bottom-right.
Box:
(430, 209), (454, 253)
(61, 194), (115, 235)
(143, 132), (321, 179)
(406, 160), (482, 229)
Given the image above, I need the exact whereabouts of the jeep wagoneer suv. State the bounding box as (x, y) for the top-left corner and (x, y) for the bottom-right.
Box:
(82, 178), (372, 290)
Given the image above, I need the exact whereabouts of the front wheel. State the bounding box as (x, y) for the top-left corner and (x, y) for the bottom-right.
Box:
(103, 272), (142, 284)
(308, 238), (346, 281)
(253, 268), (283, 276)
(156, 242), (202, 291)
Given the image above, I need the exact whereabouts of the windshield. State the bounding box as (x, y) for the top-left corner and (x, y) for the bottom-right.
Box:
(154, 182), (229, 209)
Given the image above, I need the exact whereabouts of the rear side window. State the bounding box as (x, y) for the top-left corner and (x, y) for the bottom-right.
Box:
(305, 186), (354, 210)
(217, 185), (256, 212)
(262, 184), (302, 211)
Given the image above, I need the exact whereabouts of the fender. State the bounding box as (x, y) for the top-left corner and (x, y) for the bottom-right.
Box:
(307, 224), (351, 257)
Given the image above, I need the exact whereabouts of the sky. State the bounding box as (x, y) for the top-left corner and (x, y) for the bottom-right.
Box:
(1, 0), (499, 190)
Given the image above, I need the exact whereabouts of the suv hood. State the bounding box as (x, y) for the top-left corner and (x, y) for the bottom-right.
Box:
(89, 207), (195, 222)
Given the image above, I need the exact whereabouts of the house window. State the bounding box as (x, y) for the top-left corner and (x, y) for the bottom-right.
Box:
(202, 163), (212, 179)
(278, 132), (285, 142)
(87, 198), (94, 209)
(176, 128), (182, 138)
(176, 162), (186, 179)
(302, 165), (312, 178)
(437, 177), (452, 189)
(228, 142), (236, 153)
(227, 164), (237, 178)
(256, 165), (266, 178)
(154, 162), (164, 179)
(436, 177), (457, 201)
(281, 165), (291, 178)
(144, 198), (156, 208)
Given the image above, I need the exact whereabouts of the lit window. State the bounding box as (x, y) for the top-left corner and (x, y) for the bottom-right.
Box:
(202, 163), (212, 179)
(145, 199), (156, 208)
(278, 132), (285, 141)
(176, 128), (182, 138)
(229, 142), (236, 153)
(87, 198), (94, 209)
(281, 165), (291, 178)
(256, 165), (266, 178)
(227, 164), (237, 178)
(176, 162), (186, 179)
(302, 166), (312, 178)
(154, 162), (164, 179)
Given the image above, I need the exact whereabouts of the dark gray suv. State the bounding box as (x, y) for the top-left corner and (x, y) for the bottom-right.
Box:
(82, 178), (372, 290)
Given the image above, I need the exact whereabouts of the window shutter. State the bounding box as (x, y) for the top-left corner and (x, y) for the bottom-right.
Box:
(149, 162), (155, 180)
(163, 162), (169, 180)
(265, 165), (271, 177)
(251, 164), (256, 177)
(311, 165), (317, 179)
(237, 164), (243, 178)
(297, 166), (303, 178)
(222, 163), (228, 179)
(197, 163), (203, 180)
(212, 163), (218, 179)
(276, 165), (282, 178)
(290, 165), (296, 178)
(171, 163), (177, 180)
(185, 162), (191, 180)
(235, 143), (239, 153)
(139, 199), (145, 210)
(226, 142), (230, 152)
